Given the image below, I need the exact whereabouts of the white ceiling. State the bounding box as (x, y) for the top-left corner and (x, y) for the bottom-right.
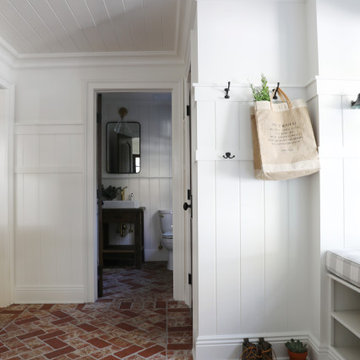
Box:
(0, 0), (185, 57)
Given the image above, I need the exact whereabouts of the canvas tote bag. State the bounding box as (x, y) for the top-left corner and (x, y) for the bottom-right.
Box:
(251, 88), (319, 180)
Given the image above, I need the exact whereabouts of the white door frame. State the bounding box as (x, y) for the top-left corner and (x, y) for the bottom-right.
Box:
(0, 76), (15, 307)
(85, 81), (185, 302)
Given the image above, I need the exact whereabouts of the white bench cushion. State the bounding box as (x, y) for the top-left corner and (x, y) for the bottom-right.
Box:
(326, 249), (360, 288)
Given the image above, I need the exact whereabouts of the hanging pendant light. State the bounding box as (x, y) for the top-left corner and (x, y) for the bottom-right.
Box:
(114, 107), (128, 133)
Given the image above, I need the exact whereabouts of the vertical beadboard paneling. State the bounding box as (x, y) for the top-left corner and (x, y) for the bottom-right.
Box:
(159, 104), (172, 178)
(14, 123), (85, 302)
(288, 176), (311, 330)
(197, 161), (217, 335)
(320, 158), (344, 249)
(149, 104), (161, 178)
(16, 174), (41, 285)
(343, 158), (360, 248)
(264, 180), (288, 332)
(196, 87), (314, 339)
(239, 161), (265, 333)
(150, 178), (161, 250)
(16, 173), (84, 288)
(215, 160), (241, 334)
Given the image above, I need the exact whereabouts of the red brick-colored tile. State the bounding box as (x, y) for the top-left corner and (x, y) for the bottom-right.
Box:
(39, 330), (66, 340)
(52, 316), (74, 325)
(51, 311), (69, 319)
(44, 337), (68, 349)
(77, 323), (97, 332)
(0, 310), (23, 315)
(168, 326), (193, 332)
(114, 345), (143, 358)
(156, 301), (166, 308)
(17, 330), (45, 340)
(120, 302), (132, 309)
(102, 356), (119, 360)
(120, 310), (138, 318)
(15, 316), (39, 325)
(116, 322), (136, 331)
(44, 345), (75, 359)
(138, 345), (165, 357)
(40, 304), (54, 311)
(0, 346), (9, 354)
(87, 337), (111, 348)
(167, 344), (193, 350)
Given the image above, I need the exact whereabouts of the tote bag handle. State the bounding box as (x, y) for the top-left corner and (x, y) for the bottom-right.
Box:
(270, 87), (292, 110)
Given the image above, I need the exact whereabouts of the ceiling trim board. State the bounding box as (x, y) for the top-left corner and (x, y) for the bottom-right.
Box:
(0, 0), (196, 69)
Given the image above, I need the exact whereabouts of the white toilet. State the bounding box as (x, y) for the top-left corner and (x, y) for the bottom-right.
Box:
(159, 210), (173, 270)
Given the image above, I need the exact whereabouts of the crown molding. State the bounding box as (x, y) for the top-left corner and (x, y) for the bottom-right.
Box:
(0, 0), (195, 70)
(11, 51), (186, 69)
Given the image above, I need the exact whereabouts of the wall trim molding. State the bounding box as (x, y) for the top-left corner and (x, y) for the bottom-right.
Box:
(14, 167), (84, 174)
(193, 77), (360, 103)
(14, 124), (84, 135)
(14, 286), (85, 304)
(195, 332), (309, 360)
(195, 333), (333, 360)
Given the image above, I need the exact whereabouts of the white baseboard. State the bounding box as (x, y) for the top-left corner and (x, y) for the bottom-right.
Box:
(195, 332), (309, 360)
(14, 286), (85, 303)
(194, 332), (337, 360)
(145, 248), (168, 262)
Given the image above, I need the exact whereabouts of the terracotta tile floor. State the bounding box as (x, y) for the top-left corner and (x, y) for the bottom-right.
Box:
(0, 262), (193, 360)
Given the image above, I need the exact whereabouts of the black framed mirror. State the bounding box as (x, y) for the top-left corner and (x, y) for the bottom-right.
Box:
(106, 121), (141, 174)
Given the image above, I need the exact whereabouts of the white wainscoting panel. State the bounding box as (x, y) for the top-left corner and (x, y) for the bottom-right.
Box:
(14, 123), (85, 303)
(194, 85), (312, 347)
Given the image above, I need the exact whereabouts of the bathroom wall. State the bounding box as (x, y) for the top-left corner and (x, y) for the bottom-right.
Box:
(12, 64), (183, 303)
(101, 92), (172, 261)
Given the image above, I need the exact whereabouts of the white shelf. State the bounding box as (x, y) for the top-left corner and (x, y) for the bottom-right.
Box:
(331, 346), (360, 360)
(332, 311), (360, 339)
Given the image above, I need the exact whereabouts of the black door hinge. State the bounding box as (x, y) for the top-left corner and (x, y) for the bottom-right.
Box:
(187, 189), (192, 201)
(188, 273), (192, 285)
(186, 105), (191, 117)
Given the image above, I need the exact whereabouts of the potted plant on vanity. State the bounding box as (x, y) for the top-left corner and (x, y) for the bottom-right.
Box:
(285, 339), (308, 360)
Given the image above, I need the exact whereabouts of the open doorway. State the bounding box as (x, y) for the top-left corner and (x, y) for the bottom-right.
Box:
(96, 91), (173, 297)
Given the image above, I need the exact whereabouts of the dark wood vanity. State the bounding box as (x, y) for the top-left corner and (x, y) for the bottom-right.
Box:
(101, 207), (145, 269)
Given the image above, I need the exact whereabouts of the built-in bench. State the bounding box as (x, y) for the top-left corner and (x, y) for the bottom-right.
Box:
(326, 249), (360, 360)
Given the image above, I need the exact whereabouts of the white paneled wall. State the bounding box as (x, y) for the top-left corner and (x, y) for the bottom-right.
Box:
(101, 93), (172, 261)
(11, 65), (183, 303)
(195, 86), (312, 358)
(14, 124), (85, 302)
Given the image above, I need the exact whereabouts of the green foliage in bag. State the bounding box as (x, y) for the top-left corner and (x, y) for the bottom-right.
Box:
(250, 74), (270, 101)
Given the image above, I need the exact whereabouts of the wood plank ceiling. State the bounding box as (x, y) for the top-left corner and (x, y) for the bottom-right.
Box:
(0, 0), (180, 55)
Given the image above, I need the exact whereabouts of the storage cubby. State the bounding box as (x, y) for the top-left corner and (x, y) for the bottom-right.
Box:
(329, 274), (360, 359)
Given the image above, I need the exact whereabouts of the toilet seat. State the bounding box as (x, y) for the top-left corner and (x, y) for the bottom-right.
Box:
(162, 231), (173, 239)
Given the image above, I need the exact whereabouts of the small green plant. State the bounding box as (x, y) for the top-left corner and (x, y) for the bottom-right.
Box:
(250, 74), (271, 101)
(285, 339), (307, 353)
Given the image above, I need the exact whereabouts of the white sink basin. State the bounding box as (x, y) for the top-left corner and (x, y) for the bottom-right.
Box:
(103, 200), (140, 209)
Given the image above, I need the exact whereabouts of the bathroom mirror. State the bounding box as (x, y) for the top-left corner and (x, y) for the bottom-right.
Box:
(106, 122), (141, 174)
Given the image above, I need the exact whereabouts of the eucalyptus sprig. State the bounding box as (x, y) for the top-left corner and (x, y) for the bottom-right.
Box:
(250, 74), (271, 101)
